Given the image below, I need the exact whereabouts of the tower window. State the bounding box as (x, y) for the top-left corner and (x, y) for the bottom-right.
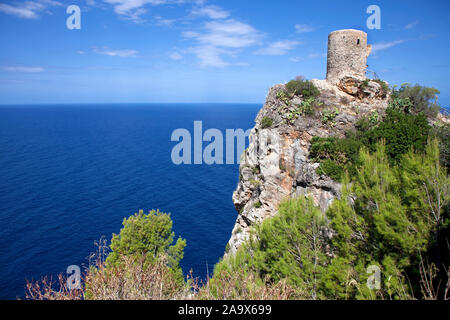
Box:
(357, 39), (360, 45)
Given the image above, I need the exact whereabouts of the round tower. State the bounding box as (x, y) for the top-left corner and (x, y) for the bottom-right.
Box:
(326, 29), (371, 84)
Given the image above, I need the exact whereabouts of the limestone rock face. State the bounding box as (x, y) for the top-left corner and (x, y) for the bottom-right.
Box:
(226, 77), (390, 255)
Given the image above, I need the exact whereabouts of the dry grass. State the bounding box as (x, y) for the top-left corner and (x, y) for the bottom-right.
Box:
(84, 255), (191, 300)
(194, 269), (304, 300)
(25, 238), (191, 300)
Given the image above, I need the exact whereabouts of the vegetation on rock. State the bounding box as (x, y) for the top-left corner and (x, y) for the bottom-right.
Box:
(285, 78), (320, 99)
(261, 116), (273, 129)
(207, 140), (449, 300)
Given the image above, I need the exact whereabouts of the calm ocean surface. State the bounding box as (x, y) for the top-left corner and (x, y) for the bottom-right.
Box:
(0, 103), (260, 299)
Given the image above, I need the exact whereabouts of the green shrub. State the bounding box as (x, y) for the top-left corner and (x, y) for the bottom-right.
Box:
(285, 79), (320, 99)
(106, 209), (186, 283)
(310, 135), (361, 172)
(364, 108), (430, 163)
(250, 197), (329, 295)
(316, 159), (344, 180)
(261, 116), (273, 129)
(391, 83), (441, 118)
(254, 201), (262, 208)
(310, 137), (340, 161)
(209, 140), (448, 300)
(310, 106), (431, 179)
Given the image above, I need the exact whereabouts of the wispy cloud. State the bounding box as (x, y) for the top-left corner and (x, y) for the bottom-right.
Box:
(191, 5), (229, 19)
(154, 16), (175, 27)
(371, 40), (406, 53)
(183, 18), (262, 67)
(405, 20), (419, 30)
(2, 66), (45, 73)
(0, 0), (63, 19)
(102, 0), (200, 22)
(93, 47), (138, 57)
(103, 0), (168, 22)
(295, 24), (315, 33)
(255, 40), (300, 56)
(188, 46), (231, 67)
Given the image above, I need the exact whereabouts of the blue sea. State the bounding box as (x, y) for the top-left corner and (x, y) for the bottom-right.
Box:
(0, 103), (260, 299)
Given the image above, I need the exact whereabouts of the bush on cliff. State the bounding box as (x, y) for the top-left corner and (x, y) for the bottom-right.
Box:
(285, 78), (320, 99)
(26, 210), (190, 300)
(261, 116), (273, 129)
(106, 209), (186, 285)
(207, 139), (449, 300)
(391, 83), (441, 118)
(310, 106), (431, 181)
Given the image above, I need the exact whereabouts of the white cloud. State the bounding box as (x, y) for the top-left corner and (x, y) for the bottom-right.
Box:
(255, 40), (300, 56)
(405, 20), (419, 30)
(295, 24), (314, 33)
(188, 46), (230, 67)
(94, 47), (138, 57)
(102, 0), (197, 22)
(184, 19), (262, 48)
(103, 0), (164, 21)
(2, 66), (45, 72)
(191, 5), (229, 19)
(371, 40), (405, 53)
(183, 19), (262, 67)
(0, 0), (63, 19)
(155, 15), (175, 26)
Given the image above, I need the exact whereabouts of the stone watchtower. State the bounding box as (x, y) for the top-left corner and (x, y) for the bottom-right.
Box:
(326, 29), (372, 85)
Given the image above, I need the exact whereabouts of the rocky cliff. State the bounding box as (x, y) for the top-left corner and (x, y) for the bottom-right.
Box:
(226, 77), (391, 254)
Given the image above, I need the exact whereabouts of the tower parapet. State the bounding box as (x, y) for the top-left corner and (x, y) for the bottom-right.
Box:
(326, 29), (371, 85)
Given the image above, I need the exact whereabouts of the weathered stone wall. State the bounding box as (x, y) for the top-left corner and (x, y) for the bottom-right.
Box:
(326, 29), (371, 84)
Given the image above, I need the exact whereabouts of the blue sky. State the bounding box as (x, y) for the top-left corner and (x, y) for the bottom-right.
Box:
(0, 0), (449, 105)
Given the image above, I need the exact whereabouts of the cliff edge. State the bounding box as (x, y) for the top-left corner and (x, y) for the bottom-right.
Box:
(226, 28), (449, 255)
(227, 76), (390, 254)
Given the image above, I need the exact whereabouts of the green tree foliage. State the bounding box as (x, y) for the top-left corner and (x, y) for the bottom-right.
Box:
(210, 140), (449, 300)
(309, 83), (441, 182)
(310, 107), (431, 181)
(316, 159), (344, 181)
(106, 209), (186, 283)
(326, 140), (448, 299)
(364, 108), (430, 163)
(391, 83), (441, 118)
(285, 79), (320, 99)
(208, 197), (326, 299)
(251, 197), (329, 298)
